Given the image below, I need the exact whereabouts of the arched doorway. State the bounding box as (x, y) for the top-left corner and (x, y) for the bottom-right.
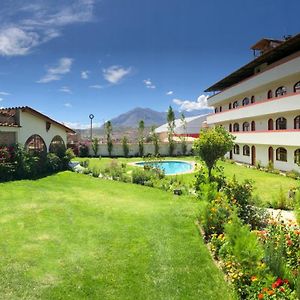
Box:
(268, 146), (274, 164)
(268, 119), (274, 130)
(49, 135), (66, 157)
(25, 134), (47, 155)
(251, 146), (256, 166)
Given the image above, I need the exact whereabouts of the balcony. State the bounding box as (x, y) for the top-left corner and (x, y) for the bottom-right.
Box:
(233, 130), (300, 147)
(207, 92), (300, 124)
(208, 54), (300, 105)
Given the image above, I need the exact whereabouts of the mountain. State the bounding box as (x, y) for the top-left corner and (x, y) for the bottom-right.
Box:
(73, 107), (213, 142)
(106, 107), (212, 128)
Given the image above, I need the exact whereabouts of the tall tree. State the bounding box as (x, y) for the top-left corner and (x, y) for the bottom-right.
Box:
(150, 125), (159, 156)
(167, 106), (176, 156)
(180, 113), (187, 155)
(193, 126), (235, 180)
(122, 136), (129, 157)
(91, 137), (99, 157)
(138, 120), (145, 157)
(105, 121), (113, 157)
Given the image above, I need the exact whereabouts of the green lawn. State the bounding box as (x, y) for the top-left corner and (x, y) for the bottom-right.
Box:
(0, 172), (234, 299)
(75, 156), (299, 205)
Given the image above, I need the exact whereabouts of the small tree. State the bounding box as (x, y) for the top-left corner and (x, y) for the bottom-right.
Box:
(91, 137), (99, 157)
(122, 136), (129, 157)
(193, 126), (234, 180)
(138, 120), (145, 157)
(105, 120), (113, 157)
(150, 125), (159, 156)
(167, 106), (176, 156)
(180, 113), (187, 155)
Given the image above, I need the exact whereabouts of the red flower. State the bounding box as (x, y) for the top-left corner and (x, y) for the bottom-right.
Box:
(258, 293), (264, 299)
(272, 278), (284, 289)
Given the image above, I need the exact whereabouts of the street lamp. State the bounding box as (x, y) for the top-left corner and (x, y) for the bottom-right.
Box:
(89, 114), (94, 141)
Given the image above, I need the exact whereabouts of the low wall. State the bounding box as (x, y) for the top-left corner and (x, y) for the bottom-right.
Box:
(87, 142), (194, 157)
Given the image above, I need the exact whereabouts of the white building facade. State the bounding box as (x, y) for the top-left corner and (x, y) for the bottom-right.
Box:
(155, 114), (209, 142)
(0, 106), (75, 152)
(205, 34), (300, 172)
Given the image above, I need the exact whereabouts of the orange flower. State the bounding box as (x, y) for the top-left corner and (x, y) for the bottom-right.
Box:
(251, 276), (258, 282)
(258, 293), (264, 299)
(267, 290), (275, 296)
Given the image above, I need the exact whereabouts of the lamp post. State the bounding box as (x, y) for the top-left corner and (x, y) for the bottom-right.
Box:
(89, 114), (94, 141)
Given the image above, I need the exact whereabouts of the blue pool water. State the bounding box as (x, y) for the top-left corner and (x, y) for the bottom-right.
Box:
(135, 160), (193, 175)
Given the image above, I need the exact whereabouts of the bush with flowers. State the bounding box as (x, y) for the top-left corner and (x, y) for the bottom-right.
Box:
(196, 164), (299, 299)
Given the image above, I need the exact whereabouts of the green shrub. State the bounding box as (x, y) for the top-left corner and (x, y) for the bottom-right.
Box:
(286, 170), (300, 180)
(91, 166), (100, 178)
(80, 159), (90, 168)
(46, 153), (62, 172)
(223, 212), (264, 273)
(78, 143), (89, 157)
(270, 187), (294, 210)
(132, 168), (154, 185)
(201, 194), (232, 239)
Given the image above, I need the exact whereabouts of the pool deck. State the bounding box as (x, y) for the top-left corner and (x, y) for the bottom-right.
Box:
(128, 160), (197, 176)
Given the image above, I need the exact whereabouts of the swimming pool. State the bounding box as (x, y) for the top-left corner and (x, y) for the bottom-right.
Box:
(134, 160), (194, 175)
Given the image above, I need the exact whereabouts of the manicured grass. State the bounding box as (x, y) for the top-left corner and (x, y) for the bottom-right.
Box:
(75, 156), (298, 205)
(0, 172), (234, 299)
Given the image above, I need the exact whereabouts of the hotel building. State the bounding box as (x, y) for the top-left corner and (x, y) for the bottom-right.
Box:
(205, 33), (300, 172)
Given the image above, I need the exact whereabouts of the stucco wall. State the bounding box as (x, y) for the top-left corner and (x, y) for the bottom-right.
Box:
(18, 111), (68, 150)
(232, 143), (300, 172)
(87, 142), (194, 157)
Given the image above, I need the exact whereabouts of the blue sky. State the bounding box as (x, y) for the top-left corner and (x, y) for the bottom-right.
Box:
(0, 0), (299, 128)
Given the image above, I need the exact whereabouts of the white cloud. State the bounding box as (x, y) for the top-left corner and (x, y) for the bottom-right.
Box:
(63, 121), (102, 129)
(0, 91), (10, 96)
(103, 65), (132, 84)
(59, 86), (72, 93)
(0, 0), (95, 56)
(0, 27), (40, 56)
(166, 90), (173, 95)
(89, 84), (103, 89)
(143, 79), (156, 89)
(81, 70), (89, 79)
(37, 57), (73, 83)
(64, 102), (72, 108)
(173, 94), (211, 111)
(0, 98), (3, 102)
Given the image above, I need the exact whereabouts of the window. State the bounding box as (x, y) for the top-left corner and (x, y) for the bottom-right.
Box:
(294, 81), (300, 93)
(49, 135), (66, 156)
(229, 124), (232, 132)
(276, 117), (287, 130)
(267, 90), (273, 99)
(233, 101), (238, 108)
(215, 108), (218, 113)
(268, 119), (274, 130)
(233, 144), (240, 155)
(294, 149), (300, 164)
(243, 122), (250, 131)
(251, 96), (255, 104)
(294, 116), (300, 129)
(25, 134), (46, 155)
(233, 123), (239, 132)
(242, 97), (249, 106)
(275, 86), (287, 97)
(219, 106), (222, 112)
(243, 145), (250, 156)
(276, 147), (287, 162)
(251, 121), (255, 131)
(229, 103), (232, 110)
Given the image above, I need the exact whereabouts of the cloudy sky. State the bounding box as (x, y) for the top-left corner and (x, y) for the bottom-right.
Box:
(0, 0), (299, 128)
